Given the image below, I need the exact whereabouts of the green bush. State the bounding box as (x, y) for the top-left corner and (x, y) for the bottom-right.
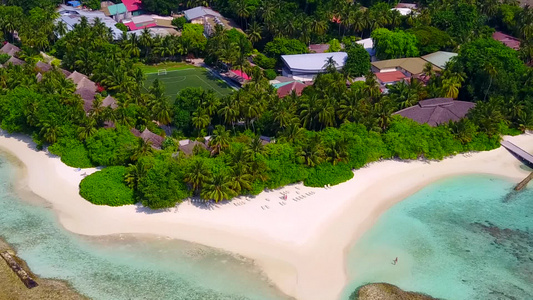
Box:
(48, 137), (94, 168)
(304, 163), (354, 187)
(0, 53), (10, 64)
(263, 69), (277, 80)
(79, 166), (136, 206)
(253, 53), (276, 69)
(115, 23), (128, 33)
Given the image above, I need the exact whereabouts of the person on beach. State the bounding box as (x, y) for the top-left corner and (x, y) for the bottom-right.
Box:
(392, 257), (398, 265)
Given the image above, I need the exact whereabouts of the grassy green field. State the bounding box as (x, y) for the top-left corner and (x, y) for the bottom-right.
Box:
(135, 62), (193, 74)
(144, 68), (234, 98)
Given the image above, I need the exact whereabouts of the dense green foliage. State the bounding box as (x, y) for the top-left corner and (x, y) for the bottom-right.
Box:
(79, 166), (136, 206)
(344, 44), (371, 77)
(0, 0), (532, 211)
(371, 28), (419, 59)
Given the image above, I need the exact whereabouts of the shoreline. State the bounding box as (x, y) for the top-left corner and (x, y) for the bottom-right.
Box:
(0, 131), (531, 300)
(0, 238), (87, 300)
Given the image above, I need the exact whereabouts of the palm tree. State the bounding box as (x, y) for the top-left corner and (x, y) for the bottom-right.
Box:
(325, 138), (348, 165)
(184, 159), (211, 193)
(191, 109), (211, 131)
(441, 71), (464, 99)
(483, 63), (497, 101)
(230, 163), (253, 193)
(201, 173), (235, 202)
(39, 122), (59, 144)
(124, 160), (148, 189)
(77, 118), (97, 140)
(131, 139), (153, 161)
(54, 21), (68, 39)
(323, 57), (338, 73)
(246, 22), (262, 45)
(209, 125), (231, 155)
(297, 135), (324, 167)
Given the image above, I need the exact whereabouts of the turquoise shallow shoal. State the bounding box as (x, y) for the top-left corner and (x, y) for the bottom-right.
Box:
(0, 154), (288, 300)
(341, 175), (533, 300)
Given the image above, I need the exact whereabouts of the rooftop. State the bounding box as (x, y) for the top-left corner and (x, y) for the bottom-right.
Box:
(421, 51), (458, 69)
(308, 44), (329, 53)
(58, 5), (123, 39)
(183, 6), (221, 21)
(375, 71), (408, 84)
(0, 42), (21, 57)
(281, 52), (348, 73)
(356, 38), (376, 56)
(131, 128), (164, 149)
(277, 81), (310, 98)
(178, 140), (207, 155)
(102, 95), (118, 109)
(395, 3), (417, 9)
(492, 31), (521, 50)
(5, 56), (25, 66)
(372, 57), (440, 75)
(35, 61), (53, 73)
(121, 0), (142, 12)
(105, 3), (127, 15)
(393, 98), (476, 126)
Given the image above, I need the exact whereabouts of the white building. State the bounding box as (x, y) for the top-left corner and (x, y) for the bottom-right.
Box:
(57, 5), (123, 40)
(281, 52), (348, 81)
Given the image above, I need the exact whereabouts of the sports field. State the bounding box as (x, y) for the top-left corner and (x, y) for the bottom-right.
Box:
(144, 68), (235, 98)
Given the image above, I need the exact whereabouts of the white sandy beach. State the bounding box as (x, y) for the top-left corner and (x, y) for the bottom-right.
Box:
(0, 131), (532, 300)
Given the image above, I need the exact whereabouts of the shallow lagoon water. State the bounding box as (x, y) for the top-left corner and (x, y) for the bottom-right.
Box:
(341, 175), (533, 299)
(0, 155), (289, 300)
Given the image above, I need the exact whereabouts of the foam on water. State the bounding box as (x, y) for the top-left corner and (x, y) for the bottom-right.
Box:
(0, 155), (289, 300)
(341, 175), (533, 300)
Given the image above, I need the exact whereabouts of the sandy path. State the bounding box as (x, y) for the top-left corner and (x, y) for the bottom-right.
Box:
(0, 131), (531, 300)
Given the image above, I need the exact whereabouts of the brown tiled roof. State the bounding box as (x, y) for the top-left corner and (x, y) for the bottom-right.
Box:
(375, 71), (408, 84)
(61, 68), (72, 77)
(308, 44), (329, 53)
(277, 81), (310, 98)
(372, 57), (440, 75)
(179, 140), (207, 156)
(74, 77), (98, 112)
(393, 98), (476, 126)
(492, 31), (520, 50)
(0, 43), (20, 56)
(102, 95), (118, 109)
(395, 3), (417, 9)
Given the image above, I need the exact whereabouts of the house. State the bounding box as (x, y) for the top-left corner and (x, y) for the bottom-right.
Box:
(123, 15), (157, 31)
(67, 71), (98, 113)
(102, 95), (118, 109)
(57, 5), (123, 39)
(183, 6), (222, 23)
(375, 70), (409, 86)
(67, 1), (81, 7)
(259, 136), (274, 146)
(395, 3), (417, 9)
(281, 52), (348, 81)
(492, 31), (521, 50)
(276, 81), (310, 98)
(0, 42), (21, 57)
(308, 44), (329, 53)
(355, 38), (376, 58)
(227, 69), (250, 86)
(121, 0), (143, 16)
(393, 98), (476, 126)
(392, 7), (414, 15)
(131, 128), (165, 149)
(35, 61), (53, 73)
(4, 56), (25, 66)
(102, 3), (129, 21)
(178, 139), (208, 155)
(371, 57), (440, 77)
(421, 51), (458, 69)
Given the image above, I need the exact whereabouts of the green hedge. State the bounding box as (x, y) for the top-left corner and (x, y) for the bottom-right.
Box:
(79, 166), (136, 206)
(304, 162), (354, 187)
(48, 138), (94, 168)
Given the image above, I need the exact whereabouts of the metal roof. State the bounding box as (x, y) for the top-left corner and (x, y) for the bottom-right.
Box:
(281, 52), (348, 73)
(57, 5), (123, 39)
(107, 3), (127, 15)
(372, 57), (439, 75)
(183, 6), (221, 21)
(421, 51), (458, 69)
(356, 38), (376, 56)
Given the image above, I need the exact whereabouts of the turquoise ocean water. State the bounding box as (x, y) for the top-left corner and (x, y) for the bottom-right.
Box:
(341, 174), (533, 299)
(0, 154), (289, 300)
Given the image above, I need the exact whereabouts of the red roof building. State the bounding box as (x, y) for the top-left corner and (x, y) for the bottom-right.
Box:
(121, 0), (142, 12)
(375, 71), (409, 86)
(276, 81), (310, 98)
(231, 69), (250, 80)
(492, 31), (520, 50)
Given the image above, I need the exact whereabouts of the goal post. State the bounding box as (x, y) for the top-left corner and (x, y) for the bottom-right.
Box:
(158, 69), (167, 75)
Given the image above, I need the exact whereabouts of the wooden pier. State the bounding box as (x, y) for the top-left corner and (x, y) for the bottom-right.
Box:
(501, 140), (533, 168)
(0, 251), (38, 288)
(501, 140), (533, 190)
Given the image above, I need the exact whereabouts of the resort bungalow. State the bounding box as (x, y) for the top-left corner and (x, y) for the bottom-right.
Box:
(281, 52), (348, 81)
(102, 95), (118, 109)
(0, 42), (21, 57)
(393, 98), (475, 126)
(4, 56), (25, 67)
(178, 139), (208, 156)
(131, 128), (165, 149)
(492, 31), (521, 50)
(67, 71), (98, 113)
